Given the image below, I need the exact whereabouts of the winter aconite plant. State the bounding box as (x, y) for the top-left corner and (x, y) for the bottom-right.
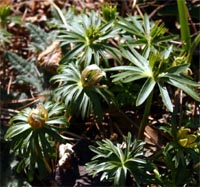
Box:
(86, 132), (156, 186)
(4, 102), (68, 179)
(3, 1), (200, 186)
(116, 14), (177, 53)
(106, 44), (199, 138)
(51, 63), (113, 119)
(58, 11), (120, 66)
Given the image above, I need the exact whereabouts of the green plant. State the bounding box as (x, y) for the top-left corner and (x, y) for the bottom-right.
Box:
(156, 126), (200, 186)
(86, 132), (156, 186)
(116, 14), (176, 54)
(0, 4), (10, 27)
(5, 51), (44, 92)
(58, 11), (120, 66)
(4, 102), (68, 180)
(25, 23), (58, 52)
(101, 3), (117, 22)
(106, 44), (199, 138)
(3, 1), (200, 185)
(51, 62), (113, 119)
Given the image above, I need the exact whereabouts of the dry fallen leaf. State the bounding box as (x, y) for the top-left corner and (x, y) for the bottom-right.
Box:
(37, 41), (61, 73)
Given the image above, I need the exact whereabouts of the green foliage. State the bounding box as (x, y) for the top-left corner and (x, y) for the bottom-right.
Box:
(48, 7), (75, 29)
(116, 14), (177, 53)
(58, 11), (120, 66)
(3, 1), (200, 185)
(177, 0), (191, 53)
(5, 51), (44, 92)
(25, 23), (57, 52)
(4, 102), (68, 180)
(101, 3), (117, 22)
(106, 45), (200, 112)
(0, 4), (10, 25)
(0, 27), (11, 43)
(51, 62), (113, 119)
(86, 132), (156, 186)
(157, 126), (200, 186)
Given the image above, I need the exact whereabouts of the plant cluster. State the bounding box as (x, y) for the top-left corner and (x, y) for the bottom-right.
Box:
(2, 1), (200, 186)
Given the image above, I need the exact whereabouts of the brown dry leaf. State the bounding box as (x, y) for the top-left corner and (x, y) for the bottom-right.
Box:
(37, 41), (61, 73)
(0, 0), (12, 6)
(58, 143), (74, 170)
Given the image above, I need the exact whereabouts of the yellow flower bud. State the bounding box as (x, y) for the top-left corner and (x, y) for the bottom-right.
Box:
(28, 103), (48, 129)
(177, 127), (197, 148)
(81, 64), (106, 87)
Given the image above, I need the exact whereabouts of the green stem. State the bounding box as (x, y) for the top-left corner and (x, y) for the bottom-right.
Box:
(42, 157), (52, 173)
(138, 90), (153, 139)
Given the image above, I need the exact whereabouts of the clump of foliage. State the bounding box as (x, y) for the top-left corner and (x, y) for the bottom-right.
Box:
(5, 102), (68, 180)
(3, 1), (200, 186)
(86, 132), (156, 186)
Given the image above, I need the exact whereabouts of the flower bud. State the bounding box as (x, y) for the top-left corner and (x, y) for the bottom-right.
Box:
(28, 103), (48, 129)
(177, 127), (197, 148)
(81, 64), (106, 87)
(0, 5), (10, 23)
(102, 3), (117, 22)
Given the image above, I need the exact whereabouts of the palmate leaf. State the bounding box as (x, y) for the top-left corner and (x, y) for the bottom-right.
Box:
(109, 68), (145, 83)
(71, 92), (92, 119)
(86, 132), (151, 186)
(5, 101), (67, 159)
(52, 62), (110, 119)
(136, 78), (156, 106)
(43, 126), (64, 142)
(47, 103), (65, 117)
(58, 11), (120, 66)
(100, 43), (121, 65)
(117, 14), (174, 52)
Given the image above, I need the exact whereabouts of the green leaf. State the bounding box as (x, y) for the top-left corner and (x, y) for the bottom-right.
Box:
(60, 44), (85, 63)
(177, 0), (191, 52)
(167, 64), (189, 74)
(46, 117), (67, 125)
(5, 123), (31, 140)
(136, 78), (156, 106)
(43, 126), (64, 142)
(166, 74), (200, 87)
(121, 47), (144, 69)
(167, 79), (200, 102)
(5, 51), (43, 91)
(25, 23), (50, 51)
(188, 32), (200, 63)
(144, 14), (150, 37)
(158, 82), (173, 112)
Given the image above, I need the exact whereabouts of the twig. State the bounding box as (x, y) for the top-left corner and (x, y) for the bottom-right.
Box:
(7, 75), (13, 95)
